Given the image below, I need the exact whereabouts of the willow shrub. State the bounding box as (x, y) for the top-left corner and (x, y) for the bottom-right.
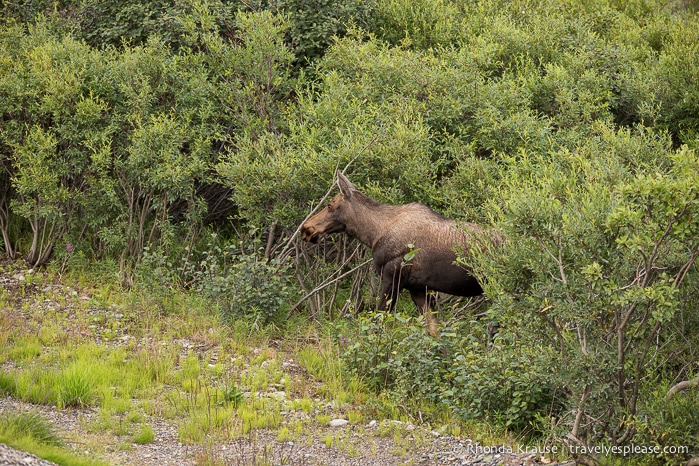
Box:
(466, 125), (699, 459)
(0, 10), (293, 269)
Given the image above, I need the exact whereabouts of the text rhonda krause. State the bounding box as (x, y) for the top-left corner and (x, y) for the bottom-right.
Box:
(465, 443), (690, 457)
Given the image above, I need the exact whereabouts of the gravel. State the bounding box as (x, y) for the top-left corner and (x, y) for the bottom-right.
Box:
(0, 443), (58, 466)
(0, 394), (571, 466)
(0, 393), (575, 465)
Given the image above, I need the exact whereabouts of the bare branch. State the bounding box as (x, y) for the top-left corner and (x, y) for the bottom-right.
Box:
(666, 376), (699, 400)
(571, 384), (591, 440)
(288, 257), (374, 315)
(281, 133), (381, 254)
(537, 236), (567, 285)
(674, 244), (699, 289)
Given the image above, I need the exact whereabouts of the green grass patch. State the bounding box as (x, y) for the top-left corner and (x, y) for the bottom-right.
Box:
(0, 411), (107, 466)
(13, 367), (61, 405)
(7, 339), (42, 361)
(133, 424), (155, 444)
(0, 411), (62, 446)
(0, 371), (17, 395)
(58, 364), (95, 408)
(296, 338), (366, 407)
(0, 262), (507, 463)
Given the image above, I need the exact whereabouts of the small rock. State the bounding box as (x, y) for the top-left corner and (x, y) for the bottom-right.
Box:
(328, 419), (349, 427)
(269, 391), (286, 400)
(367, 420), (378, 428)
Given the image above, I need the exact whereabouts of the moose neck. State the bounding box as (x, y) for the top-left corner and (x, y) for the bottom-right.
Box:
(345, 194), (399, 249)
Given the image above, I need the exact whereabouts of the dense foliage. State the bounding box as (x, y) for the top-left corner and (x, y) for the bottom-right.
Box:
(2, 0), (698, 463)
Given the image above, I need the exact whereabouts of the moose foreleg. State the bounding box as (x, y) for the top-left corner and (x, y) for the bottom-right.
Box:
(378, 265), (402, 312)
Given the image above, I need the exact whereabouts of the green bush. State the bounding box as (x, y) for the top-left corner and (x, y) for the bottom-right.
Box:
(463, 128), (699, 451)
(272, 0), (371, 65)
(369, 0), (465, 49)
(344, 312), (558, 431)
(651, 17), (699, 144)
(634, 381), (699, 464)
(191, 234), (296, 323)
(0, 10), (294, 270)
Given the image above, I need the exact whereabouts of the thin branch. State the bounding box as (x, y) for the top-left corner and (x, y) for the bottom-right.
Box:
(537, 237), (567, 285)
(281, 181), (336, 253)
(666, 376), (699, 400)
(674, 244), (699, 289)
(571, 384), (591, 440)
(340, 132), (381, 175)
(264, 222), (276, 260)
(281, 131), (382, 253)
(288, 257), (373, 315)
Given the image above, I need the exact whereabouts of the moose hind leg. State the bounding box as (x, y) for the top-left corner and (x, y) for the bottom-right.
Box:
(410, 288), (438, 336)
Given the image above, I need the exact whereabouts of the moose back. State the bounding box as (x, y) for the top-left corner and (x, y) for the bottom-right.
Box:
(301, 172), (489, 335)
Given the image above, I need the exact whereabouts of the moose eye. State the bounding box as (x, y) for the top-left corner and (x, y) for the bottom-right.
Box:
(326, 204), (334, 212)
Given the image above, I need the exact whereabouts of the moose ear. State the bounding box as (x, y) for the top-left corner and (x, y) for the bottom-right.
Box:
(336, 171), (355, 199)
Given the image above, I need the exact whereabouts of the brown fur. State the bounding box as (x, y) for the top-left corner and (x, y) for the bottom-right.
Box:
(301, 172), (490, 335)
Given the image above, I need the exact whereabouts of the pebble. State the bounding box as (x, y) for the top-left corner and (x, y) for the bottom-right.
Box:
(328, 419), (349, 427)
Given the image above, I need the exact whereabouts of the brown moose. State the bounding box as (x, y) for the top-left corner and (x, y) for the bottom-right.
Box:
(301, 172), (491, 335)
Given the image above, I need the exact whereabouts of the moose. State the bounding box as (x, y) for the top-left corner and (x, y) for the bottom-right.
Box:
(301, 172), (493, 335)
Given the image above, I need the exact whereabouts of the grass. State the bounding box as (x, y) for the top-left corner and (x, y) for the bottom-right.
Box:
(296, 338), (367, 410)
(7, 338), (42, 361)
(0, 411), (106, 466)
(133, 424), (155, 444)
(0, 411), (62, 446)
(58, 363), (94, 407)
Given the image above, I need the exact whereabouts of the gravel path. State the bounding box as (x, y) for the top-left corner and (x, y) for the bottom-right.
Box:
(1, 395), (575, 466)
(1, 393), (572, 466)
